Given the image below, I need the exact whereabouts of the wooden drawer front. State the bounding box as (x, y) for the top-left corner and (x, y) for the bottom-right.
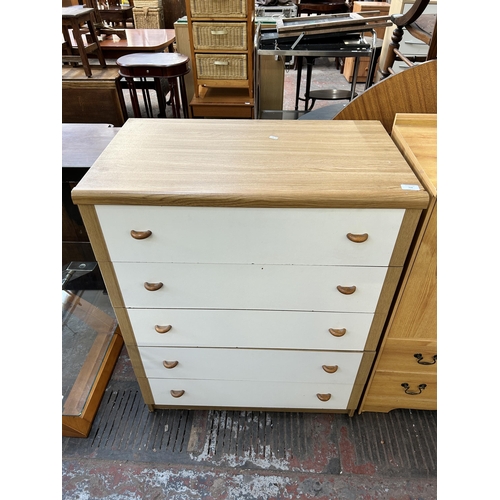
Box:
(376, 339), (437, 374)
(139, 346), (363, 385)
(113, 262), (388, 312)
(128, 308), (374, 350)
(96, 206), (405, 266)
(192, 22), (247, 50)
(148, 378), (354, 409)
(195, 54), (247, 80)
(189, 0), (247, 18)
(119, 66), (167, 78)
(363, 372), (436, 411)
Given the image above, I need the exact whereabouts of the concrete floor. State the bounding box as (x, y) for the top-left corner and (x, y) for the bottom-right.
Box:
(63, 344), (437, 500)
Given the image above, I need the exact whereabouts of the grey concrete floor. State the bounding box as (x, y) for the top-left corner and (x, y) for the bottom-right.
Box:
(62, 339), (438, 500)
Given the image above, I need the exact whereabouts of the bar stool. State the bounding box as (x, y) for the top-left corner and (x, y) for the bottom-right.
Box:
(62, 6), (106, 78)
(117, 53), (190, 118)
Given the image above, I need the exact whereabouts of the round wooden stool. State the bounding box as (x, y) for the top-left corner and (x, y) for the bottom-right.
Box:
(117, 52), (190, 118)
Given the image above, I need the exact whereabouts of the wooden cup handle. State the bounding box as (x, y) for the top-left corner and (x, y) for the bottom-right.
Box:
(163, 360), (178, 369)
(322, 365), (338, 374)
(329, 328), (346, 337)
(317, 393), (331, 402)
(144, 282), (163, 291)
(346, 233), (368, 243)
(155, 325), (172, 334)
(337, 285), (356, 295)
(130, 229), (152, 240)
(170, 390), (185, 398)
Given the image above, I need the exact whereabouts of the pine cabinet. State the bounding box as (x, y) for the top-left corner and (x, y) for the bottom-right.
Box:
(72, 119), (428, 416)
(359, 113), (437, 413)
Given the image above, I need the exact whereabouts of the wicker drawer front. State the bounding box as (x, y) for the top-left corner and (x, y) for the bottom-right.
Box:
(189, 0), (247, 18)
(195, 54), (247, 79)
(192, 22), (247, 50)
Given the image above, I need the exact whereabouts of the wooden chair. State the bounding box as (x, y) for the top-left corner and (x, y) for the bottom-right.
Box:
(332, 58), (436, 134)
(379, 0), (437, 80)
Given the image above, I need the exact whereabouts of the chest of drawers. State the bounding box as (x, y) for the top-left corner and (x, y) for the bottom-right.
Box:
(186, 0), (254, 99)
(72, 119), (428, 416)
(359, 113), (437, 413)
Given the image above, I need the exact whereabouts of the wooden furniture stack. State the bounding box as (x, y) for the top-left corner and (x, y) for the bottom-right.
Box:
(72, 119), (429, 416)
(343, 1), (390, 83)
(186, 0), (255, 118)
(359, 113), (437, 413)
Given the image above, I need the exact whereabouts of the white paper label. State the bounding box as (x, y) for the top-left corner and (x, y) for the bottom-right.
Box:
(269, 135), (279, 140)
(401, 184), (420, 191)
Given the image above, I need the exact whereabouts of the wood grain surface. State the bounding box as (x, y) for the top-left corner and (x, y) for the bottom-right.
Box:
(72, 119), (428, 209)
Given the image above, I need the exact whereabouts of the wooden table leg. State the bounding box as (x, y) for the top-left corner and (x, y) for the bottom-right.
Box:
(125, 77), (141, 117)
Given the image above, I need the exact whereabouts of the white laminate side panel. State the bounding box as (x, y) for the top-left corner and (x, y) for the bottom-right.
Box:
(128, 308), (375, 350)
(113, 263), (388, 312)
(96, 206), (405, 266)
(138, 347), (363, 384)
(148, 378), (354, 409)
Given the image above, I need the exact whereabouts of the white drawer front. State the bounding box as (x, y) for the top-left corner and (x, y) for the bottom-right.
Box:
(148, 378), (354, 410)
(128, 308), (374, 350)
(139, 346), (363, 385)
(96, 206), (404, 266)
(113, 262), (388, 312)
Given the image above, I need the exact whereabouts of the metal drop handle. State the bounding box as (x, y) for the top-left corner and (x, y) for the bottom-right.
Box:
(414, 353), (437, 365)
(401, 383), (427, 395)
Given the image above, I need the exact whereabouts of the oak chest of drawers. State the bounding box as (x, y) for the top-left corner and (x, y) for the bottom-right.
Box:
(72, 119), (428, 416)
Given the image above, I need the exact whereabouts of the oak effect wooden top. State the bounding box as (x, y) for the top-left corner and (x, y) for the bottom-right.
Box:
(71, 119), (429, 209)
(391, 113), (437, 199)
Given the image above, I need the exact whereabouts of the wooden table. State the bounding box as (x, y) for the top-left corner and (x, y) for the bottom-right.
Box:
(66, 28), (176, 60)
(98, 5), (134, 28)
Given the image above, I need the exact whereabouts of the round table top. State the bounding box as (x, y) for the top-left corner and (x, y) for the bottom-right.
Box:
(116, 52), (190, 68)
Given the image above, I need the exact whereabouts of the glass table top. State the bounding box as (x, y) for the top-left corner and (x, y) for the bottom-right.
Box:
(62, 289), (118, 417)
